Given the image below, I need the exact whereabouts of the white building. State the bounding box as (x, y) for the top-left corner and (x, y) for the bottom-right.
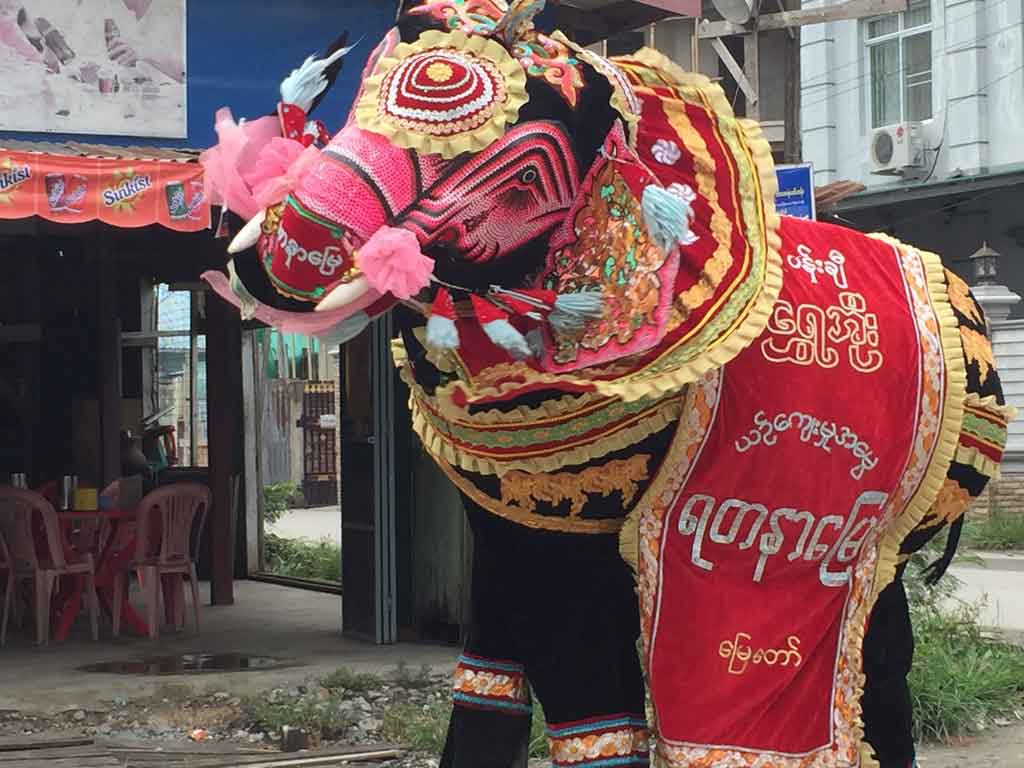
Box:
(801, 0), (1024, 298)
(803, 0), (1024, 501)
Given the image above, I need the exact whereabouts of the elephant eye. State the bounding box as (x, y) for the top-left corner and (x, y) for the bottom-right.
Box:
(519, 167), (539, 184)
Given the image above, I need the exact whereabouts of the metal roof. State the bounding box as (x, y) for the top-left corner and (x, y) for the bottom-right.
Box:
(0, 139), (201, 163)
(836, 163), (1024, 212)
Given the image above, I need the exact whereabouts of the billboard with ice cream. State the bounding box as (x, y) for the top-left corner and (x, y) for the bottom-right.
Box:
(0, 0), (186, 137)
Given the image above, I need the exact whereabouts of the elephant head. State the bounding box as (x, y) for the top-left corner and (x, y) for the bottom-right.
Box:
(204, 0), (779, 380)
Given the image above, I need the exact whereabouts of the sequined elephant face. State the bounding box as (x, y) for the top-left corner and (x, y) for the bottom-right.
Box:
(224, 1), (629, 326)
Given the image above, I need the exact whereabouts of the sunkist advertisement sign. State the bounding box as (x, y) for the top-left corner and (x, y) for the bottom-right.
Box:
(775, 163), (816, 220)
(0, 149), (209, 232)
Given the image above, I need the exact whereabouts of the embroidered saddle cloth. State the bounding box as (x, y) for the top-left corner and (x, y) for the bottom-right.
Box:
(631, 216), (966, 767)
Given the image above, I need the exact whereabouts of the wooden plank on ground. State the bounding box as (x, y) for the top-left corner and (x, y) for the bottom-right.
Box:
(133, 749), (405, 768)
(0, 756), (119, 767)
(0, 736), (95, 752)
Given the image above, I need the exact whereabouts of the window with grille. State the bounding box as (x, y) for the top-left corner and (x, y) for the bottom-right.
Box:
(865, 0), (933, 128)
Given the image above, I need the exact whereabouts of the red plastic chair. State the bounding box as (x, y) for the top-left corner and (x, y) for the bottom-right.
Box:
(0, 486), (99, 645)
(112, 483), (211, 640)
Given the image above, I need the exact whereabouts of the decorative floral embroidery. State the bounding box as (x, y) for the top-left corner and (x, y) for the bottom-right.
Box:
(544, 155), (671, 366)
(919, 478), (972, 528)
(552, 32), (642, 142)
(355, 30), (528, 159)
(500, 455), (651, 517)
(547, 715), (650, 767)
(512, 31), (585, 107)
(406, 0), (508, 36)
(960, 325), (995, 384)
(452, 654), (531, 714)
(651, 139), (681, 165)
(946, 268), (984, 325)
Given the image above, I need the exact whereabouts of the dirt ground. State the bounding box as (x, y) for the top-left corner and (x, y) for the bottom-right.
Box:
(917, 722), (1024, 767)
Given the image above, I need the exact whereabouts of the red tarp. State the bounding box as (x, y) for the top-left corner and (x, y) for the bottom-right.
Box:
(0, 148), (209, 232)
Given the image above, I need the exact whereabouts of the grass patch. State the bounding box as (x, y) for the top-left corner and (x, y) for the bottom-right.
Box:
(904, 546), (1024, 742)
(961, 512), (1024, 551)
(381, 691), (551, 758)
(242, 689), (356, 744)
(392, 662), (436, 690)
(263, 533), (341, 582)
(321, 667), (381, 693)
(262, 482), (300, 526)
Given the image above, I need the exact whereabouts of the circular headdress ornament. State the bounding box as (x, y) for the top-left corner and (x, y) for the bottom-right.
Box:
(355, 30), (529, 159)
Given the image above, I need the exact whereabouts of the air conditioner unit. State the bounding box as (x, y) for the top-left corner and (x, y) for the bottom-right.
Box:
(870, 122), (925, 175)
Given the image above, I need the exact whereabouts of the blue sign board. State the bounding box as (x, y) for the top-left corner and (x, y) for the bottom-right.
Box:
(775, 163), (816, 220)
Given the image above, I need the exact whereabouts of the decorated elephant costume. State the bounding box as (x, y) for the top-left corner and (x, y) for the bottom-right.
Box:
(200, 2), (1013, 766)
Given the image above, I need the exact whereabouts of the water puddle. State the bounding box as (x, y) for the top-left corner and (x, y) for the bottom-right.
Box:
(78, 652), (295, 675)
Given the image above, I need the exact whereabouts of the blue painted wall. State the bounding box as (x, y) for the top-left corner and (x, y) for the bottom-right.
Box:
(0, 0), (397, 150)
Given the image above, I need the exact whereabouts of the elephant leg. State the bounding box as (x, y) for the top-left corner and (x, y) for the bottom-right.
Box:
(861, 567), (915, 768)
(440, 502), (533, 768)
(518, 528), (649, 766)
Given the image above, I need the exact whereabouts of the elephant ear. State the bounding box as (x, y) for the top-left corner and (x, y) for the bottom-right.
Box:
(537, 123), (683, 372)
(538, 47), (783, 401)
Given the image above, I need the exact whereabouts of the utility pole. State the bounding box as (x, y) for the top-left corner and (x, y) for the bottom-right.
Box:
(783, 0), (801, 163)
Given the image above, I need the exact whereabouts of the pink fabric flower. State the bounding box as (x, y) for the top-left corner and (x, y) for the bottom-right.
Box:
(355, 227), (434, 300)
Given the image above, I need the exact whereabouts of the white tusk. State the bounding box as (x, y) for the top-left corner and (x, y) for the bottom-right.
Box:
(227, 209), (267, 254)
(316, 275), (370, 312)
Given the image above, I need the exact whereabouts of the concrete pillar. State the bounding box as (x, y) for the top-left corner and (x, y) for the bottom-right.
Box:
(945, 0), (989, 175)
(800, 0), (836, 184)
(974, 282), (1024, 469)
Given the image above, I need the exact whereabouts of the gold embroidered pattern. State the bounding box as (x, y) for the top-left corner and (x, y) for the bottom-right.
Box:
(919, 478), (972, 528)
(960, 325), (995, 384)
(761, 292), (882, 373)
(500, 455), (651, 517)
(946, 269), (984, 325)
(548, 727), (651, 766)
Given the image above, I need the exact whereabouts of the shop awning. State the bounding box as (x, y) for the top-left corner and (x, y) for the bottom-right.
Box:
(0, 141), (210, 233)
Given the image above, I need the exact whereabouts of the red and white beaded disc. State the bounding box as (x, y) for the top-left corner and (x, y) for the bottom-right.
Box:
(356, 30), (529, 159)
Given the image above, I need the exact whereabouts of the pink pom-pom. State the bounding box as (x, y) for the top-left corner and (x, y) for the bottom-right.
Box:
(243, 139), (322, 210)
(356, 227), (434, 300)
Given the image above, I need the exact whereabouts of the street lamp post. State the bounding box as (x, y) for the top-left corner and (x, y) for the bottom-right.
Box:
(968, 241), (1020, 325)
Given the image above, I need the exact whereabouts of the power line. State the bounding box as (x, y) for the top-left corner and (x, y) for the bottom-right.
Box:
(801, 20), (1022, 114)
(800, 0), (1014, 92)
(822, 62), (1024, 171)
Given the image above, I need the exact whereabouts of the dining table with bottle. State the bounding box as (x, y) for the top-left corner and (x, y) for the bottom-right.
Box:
(8, 471), (150, 640)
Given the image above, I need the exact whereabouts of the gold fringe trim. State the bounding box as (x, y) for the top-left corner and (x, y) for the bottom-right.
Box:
(955, 444), (1003, 481)
(618, 506), (640, 573)
(409, 390), (684, 477)
(964, 392), (1018, 424)
(355, 29), (529, 160)
(867, 235), (967, 604)
(590, 48), (783, 403)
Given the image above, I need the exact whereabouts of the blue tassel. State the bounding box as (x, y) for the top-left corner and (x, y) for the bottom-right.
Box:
(642, 184), (693, 255)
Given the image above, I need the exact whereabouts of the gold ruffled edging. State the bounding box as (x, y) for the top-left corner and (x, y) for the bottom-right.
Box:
(955, 444), (1003, 481)
(868, 237), (968, 604)
(594, 47), (783, 403)
(958, 393), (1018, 480)
(406, 375), (684, 477)
(856, 237), (968, 767)
(355, 29), (529, 160)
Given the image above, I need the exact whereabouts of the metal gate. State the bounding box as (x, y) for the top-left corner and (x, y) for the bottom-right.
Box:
(299, 382), (339, 507)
